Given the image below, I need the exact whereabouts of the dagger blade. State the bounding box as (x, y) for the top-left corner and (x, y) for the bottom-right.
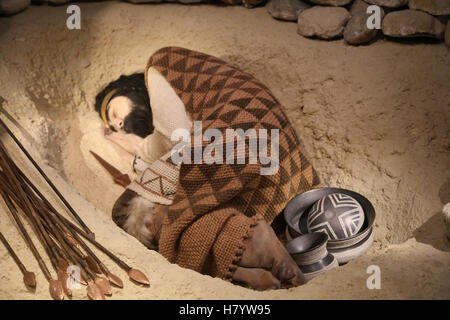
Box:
(89, 150), (131, 187)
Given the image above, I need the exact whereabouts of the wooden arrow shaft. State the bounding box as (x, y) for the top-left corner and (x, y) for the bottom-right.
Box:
(11, 162), (111, 275)
(0, 117), (94, 238)
(0, 190), (52, 281)
(0, 142), (61, 271)
(0, 231), (27, 274)
(5, 160), (131, 272)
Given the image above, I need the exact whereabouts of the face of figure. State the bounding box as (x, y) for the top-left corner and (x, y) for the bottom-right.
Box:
(107, 96), (132, 132)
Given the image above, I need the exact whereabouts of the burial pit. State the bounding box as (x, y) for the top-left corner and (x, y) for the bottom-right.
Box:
(0, 2), (449, 299)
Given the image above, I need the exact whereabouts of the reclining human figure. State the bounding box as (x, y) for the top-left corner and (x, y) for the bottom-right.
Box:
(94, 47), (321, 290)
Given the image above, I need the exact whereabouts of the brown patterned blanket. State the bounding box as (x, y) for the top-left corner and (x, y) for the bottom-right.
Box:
(145, 47), (320, 281)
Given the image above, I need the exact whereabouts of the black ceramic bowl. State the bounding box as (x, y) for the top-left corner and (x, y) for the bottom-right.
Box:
(284, 187), (376, 253)
(328, 227), (374, 264)
(285, 232), (338, 281)
(285, 232), (329, 265)
(306, 192), (365, 239)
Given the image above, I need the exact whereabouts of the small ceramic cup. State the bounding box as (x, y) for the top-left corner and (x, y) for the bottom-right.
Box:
(285, 232), (338, 282)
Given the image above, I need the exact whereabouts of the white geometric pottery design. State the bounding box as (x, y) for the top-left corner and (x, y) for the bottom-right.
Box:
(307, 193), (365, 240)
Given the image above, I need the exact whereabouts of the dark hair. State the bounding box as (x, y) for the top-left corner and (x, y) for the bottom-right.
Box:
(94, 73), (154, 138)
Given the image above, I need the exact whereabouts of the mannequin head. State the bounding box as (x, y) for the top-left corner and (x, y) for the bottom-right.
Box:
(94, 73), (154, 138)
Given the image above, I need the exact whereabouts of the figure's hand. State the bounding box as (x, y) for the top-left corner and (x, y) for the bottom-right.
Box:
(232, 220), (306, 290)
(104, 126), (118, 143)
(104, 126), (121, 144)
(104, 126), (113, 137)
(102, 127), (139, 165)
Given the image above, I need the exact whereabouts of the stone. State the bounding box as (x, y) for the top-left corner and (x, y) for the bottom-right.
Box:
(307, 0), (352, 6)
(266, 0), (310, 22)
(242, 0), (265, 8)
(365, 0), (408, 8)
(0, 0), (30, 15)
(409, 0), (450, 16)
(446, 21), (450, 46)
(382, 9), (445, 39)
(124, 0), (164, 3)
(344, 0), (385, 45)
(297, 6), (351, 39)
(217, 0), (242, 4)
(443, 203), (450, 240)
(350, 0), (372, 14)
(47, 0), (69, 4)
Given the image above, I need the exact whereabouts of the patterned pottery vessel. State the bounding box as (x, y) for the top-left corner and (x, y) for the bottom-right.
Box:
(283, 187), (376, 264)
(306, 193), (365, 240)
(328, 227), (374, 264)
(285, 232), (338, 282)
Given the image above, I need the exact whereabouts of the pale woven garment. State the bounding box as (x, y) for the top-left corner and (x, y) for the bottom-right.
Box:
(128, 146), (182, 205)
(129, 65), (192, 205)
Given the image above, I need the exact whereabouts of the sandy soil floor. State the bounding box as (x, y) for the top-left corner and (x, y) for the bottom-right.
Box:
(0, 2), (449, 299)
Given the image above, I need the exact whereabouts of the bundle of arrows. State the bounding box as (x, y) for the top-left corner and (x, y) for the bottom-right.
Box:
(0, 118), (150, 300)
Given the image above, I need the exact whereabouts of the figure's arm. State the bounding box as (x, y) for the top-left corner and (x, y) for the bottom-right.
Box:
(104, 127), (144, 155)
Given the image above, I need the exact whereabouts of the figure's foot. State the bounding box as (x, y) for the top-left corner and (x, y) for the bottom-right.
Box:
(232, 220), (306, 290)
